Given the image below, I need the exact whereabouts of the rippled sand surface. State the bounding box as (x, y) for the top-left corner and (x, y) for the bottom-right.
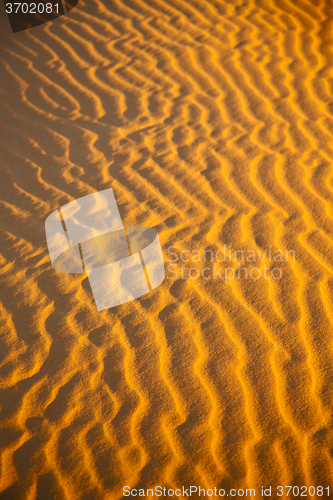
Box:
(1, 0), (333, 498)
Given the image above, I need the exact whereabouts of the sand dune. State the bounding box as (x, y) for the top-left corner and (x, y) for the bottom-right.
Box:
(0, 0), (333, 498)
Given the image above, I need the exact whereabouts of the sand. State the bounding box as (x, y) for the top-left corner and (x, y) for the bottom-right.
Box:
(0, 0), (333, 498)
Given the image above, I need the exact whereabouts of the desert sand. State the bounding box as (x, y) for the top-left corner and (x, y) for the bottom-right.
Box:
(0, 0), (333, 498)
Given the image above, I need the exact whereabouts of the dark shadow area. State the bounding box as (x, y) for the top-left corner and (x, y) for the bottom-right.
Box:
(0, 483), (21, 500)
(36, 471), (64, 500)
(64, 0), (79, 10)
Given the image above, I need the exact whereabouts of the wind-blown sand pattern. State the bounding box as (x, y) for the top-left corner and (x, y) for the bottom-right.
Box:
(1, 0), (333, 498)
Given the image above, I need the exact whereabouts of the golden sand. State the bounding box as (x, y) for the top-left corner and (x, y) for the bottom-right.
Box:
(0, 0), (333, 498)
